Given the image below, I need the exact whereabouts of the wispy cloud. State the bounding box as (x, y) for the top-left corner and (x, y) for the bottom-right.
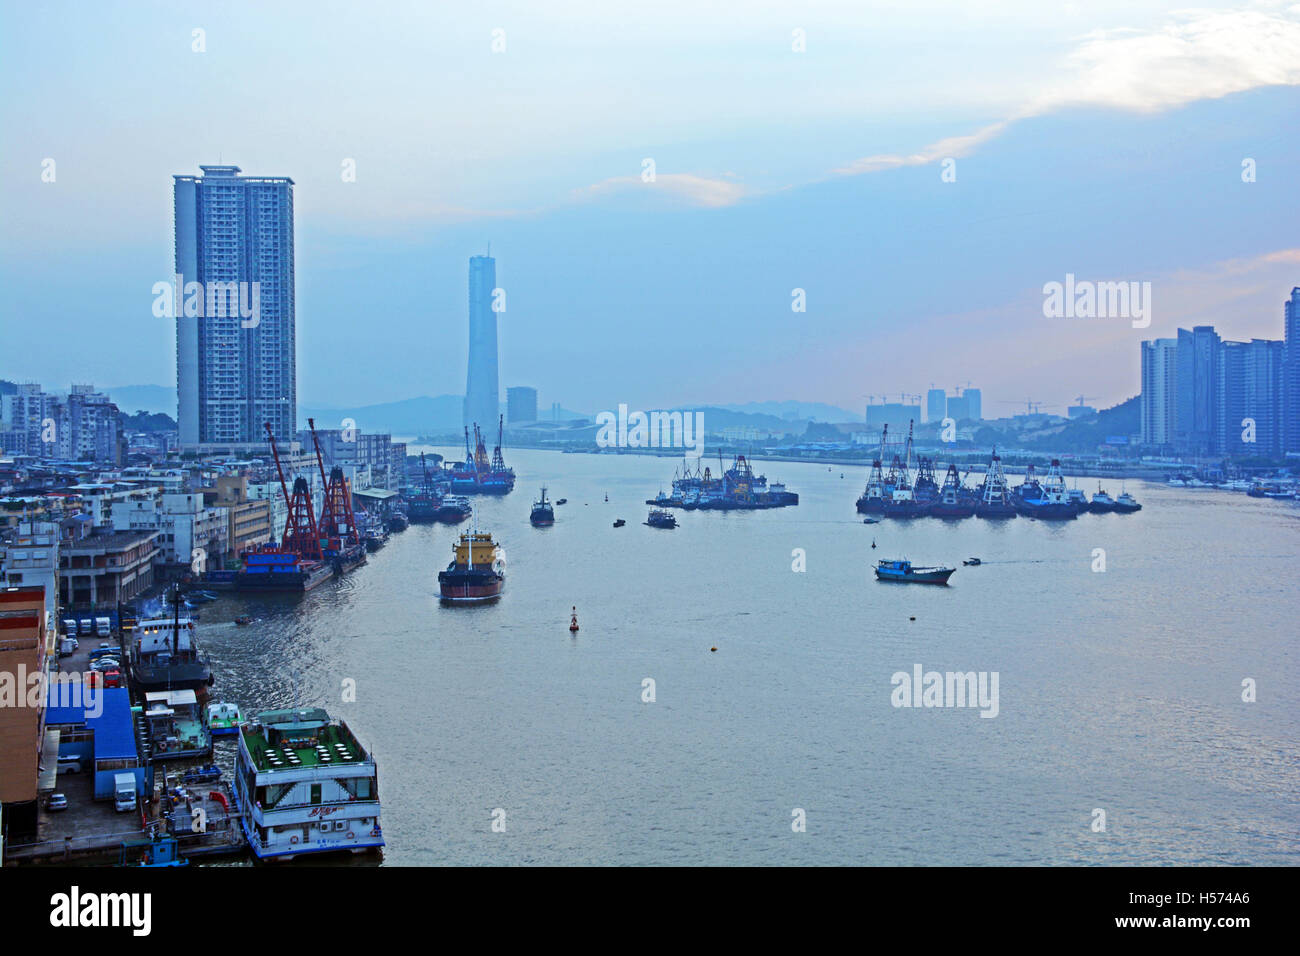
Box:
(573, 173), (750, 209)
(835, 4), (1300, 177)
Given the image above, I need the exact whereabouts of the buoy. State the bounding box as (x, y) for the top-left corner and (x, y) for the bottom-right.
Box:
(710, 646), (717, 652)
(909, 616), (916, 621)
(569, 606), (579, 632)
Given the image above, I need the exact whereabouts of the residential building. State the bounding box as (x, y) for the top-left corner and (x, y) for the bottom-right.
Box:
(1285, 287), (1300, 455)
(1218, 339), (1285, 457)
(1140, 338), (1179, 448)
(1176, 326), (1221, 456)
(0, 585), (53, 844)
(58, 519), (158, 607)
(174, 164), (297, 449)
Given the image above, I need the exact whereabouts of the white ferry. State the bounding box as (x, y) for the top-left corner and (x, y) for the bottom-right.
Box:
(232, 707), (384, 861)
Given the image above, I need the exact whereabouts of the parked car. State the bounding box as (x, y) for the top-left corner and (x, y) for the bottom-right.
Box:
(90, 657), (120, 672)
(47, 793), (69, 811)
(56, 757), (81, 774)
(89, 647), (118, 661)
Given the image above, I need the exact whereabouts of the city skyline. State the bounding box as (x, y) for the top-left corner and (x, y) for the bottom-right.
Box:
(2, 3), (1298, 412)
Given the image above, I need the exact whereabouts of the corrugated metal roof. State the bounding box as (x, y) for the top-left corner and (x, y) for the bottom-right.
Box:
(44, 687), (137, 762)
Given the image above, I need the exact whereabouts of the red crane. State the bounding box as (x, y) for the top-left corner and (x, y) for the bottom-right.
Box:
(307, 418), (361, 551)
(265, 421), (322, 560)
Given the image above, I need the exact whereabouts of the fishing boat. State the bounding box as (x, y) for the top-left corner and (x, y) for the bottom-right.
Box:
(613, 518), (625, 527)
(556, 498), (568, 505)
(437, 511), (506, 603)
(929, 464), (976, 518)
(434, 495), (473, 523)
(142, 689), (213, 761)
(645, 509), (678, 529)
(233, 707), (384, 861)
(1016, 460), (1078, 520)
(530, 487), (555, 527)
(128, 587), (214, 696)
(207, 701), (243, 736)
(962, 557), (982, 566)
(874, 559), (955, 585)
(974, 448), (1018, 518)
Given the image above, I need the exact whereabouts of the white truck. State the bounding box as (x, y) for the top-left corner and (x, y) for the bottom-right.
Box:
(95, 617), (112, 638)
(113, 773), (137, 813)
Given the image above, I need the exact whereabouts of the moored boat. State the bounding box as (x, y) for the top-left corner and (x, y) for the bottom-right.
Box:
(207, 701), (243, 736)
(233, 707), (383, 861)
(645, 509), (678, 529)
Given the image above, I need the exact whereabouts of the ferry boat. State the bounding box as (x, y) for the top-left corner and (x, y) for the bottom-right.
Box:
(645, 509), (678, 529)
(207, 701), (243, 736)
(874, 559), (955, 585)
(233, 707), (384, 862)
(128, 589), (214, 696)
(434, 495), (473, 523)
(530, 487), (555, 526)
(437, 515), (506, 603)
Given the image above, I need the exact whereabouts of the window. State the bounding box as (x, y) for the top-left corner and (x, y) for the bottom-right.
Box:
(310, 783), (321, 805)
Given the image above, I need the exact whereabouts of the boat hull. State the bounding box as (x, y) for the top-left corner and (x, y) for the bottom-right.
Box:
(874, 567), (954, 585)
(437, 570), (505, 603)
(236, 561), (333, 592)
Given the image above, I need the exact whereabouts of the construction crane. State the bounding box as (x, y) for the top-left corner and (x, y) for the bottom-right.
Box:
(998, 399), (1048, 415)
(1072, 394), (1100, 408)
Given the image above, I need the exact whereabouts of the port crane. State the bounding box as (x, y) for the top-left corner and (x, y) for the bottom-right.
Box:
(308, 417), (361, 550)
(264, 421), (322, 560)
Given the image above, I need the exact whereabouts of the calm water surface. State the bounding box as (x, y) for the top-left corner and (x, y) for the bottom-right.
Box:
(198, 449), (1300, 865)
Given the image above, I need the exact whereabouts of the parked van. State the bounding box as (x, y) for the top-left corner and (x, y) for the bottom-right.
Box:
(58, 637), (78, 658)
(56, 756), (82, 774)
(114, 773), (137, 812)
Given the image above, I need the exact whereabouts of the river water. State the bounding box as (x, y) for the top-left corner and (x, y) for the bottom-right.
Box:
(198, 448), (1300, 865)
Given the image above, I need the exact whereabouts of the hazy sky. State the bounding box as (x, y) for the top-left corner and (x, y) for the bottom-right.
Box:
(2, 0), (1298, 416)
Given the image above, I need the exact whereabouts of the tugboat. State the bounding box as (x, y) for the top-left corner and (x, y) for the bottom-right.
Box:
(874, 559), (955, 585)
(645, 509), (678, 529)
(1113, 488), (1142, 513)
(530, 487), (555, 527)
(1089, 484), (1117, 513)
(437, 510), (506, 603)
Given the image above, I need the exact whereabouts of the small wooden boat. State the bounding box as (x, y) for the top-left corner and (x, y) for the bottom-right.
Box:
(234, 616), (255, 626)
(962, 557), (982, 566)
(874, 559), (955, 585)
(613, 519), (625, 527)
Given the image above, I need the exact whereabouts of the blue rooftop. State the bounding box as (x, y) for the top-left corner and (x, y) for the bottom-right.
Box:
(45, 686), (137, 761)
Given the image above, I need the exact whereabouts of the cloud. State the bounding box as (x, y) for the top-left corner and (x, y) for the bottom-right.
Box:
(835, 5), (1300, 177)
(573, 173), (749, 209)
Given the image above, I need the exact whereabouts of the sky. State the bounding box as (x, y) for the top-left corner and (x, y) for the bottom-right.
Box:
(1, 0), (1298, 417)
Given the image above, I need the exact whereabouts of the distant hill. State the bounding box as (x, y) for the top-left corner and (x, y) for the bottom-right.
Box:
(103, 384), (176, 416)
(121, 410), (176, 432)
(973, 397), (1140, 453)
(706, 400), (859, 423)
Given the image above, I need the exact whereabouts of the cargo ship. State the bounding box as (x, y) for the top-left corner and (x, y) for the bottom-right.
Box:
(233, 707), (384, 861)
(874, 559), (955, 585)
(530, 487), (555, 526)
(437, 514), (506, 603)
(449, 417), (516, 495)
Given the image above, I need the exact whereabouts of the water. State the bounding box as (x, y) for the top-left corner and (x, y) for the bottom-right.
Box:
(198, 449), (1300, 865)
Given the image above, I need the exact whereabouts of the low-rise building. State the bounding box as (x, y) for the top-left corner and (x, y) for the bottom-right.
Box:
(58, 520), (158, 608)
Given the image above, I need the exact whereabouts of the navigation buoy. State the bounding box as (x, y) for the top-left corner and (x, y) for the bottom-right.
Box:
(569, 606), (579, 632)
